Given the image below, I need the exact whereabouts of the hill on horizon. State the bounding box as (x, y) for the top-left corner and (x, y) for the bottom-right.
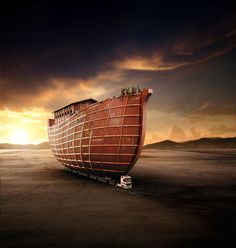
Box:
(144, 137), (236, 149)
(0, 142), (50, 149)
(0, 137), (236, 150)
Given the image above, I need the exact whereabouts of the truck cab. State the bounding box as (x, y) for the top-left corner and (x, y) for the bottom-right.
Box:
(117, 175), (132, 189)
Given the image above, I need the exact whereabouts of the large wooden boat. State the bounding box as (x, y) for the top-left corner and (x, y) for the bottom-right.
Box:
(48, 87), (152, 178)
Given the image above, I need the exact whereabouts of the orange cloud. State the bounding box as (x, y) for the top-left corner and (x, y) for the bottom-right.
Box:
(168, 126), (189, 142)
(190, 127), (202, 140)
(115, 56), (181, 71)
(114, 24), (236, 72)
(209, 124), (236, 136)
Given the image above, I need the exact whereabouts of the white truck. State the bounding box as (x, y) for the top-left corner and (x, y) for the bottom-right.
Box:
(116, 175), (132, 189)
(66, 168), (132, 189)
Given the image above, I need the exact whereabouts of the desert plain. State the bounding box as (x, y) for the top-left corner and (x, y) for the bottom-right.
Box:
(0, 149), (236, 247)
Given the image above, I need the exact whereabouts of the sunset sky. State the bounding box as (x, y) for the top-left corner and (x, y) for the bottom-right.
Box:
(1, 1), (236, 144)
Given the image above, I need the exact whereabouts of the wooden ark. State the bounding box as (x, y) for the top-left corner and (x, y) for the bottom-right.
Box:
(48, 88), (152, 178)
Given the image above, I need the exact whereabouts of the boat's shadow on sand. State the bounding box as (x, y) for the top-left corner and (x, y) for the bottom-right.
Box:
(131, 173), (236, 208)
(58, 164), (236, 243)
(54, 164), (236, 213)
(131, 171), (236, 243)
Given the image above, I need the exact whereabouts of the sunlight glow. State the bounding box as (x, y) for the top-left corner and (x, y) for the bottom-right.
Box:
(10, 130), (29, 144)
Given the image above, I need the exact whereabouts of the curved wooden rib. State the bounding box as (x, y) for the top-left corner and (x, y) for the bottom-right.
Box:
(48, 88), (152, 177)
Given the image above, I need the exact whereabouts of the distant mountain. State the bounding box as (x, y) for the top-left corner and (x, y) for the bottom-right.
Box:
(144, 137), (236, 149)
(145, 140), (179, 149)
(0, 142), (50, 149)
(1, 137), (236, 150)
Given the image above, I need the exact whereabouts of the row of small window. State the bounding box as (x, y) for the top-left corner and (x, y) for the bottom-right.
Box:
(55, 109), (73, 118)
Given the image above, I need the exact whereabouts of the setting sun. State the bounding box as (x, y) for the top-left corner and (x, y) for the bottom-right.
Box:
(10, 130), (29, 144)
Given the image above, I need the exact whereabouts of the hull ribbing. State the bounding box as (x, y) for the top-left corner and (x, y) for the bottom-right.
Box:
(48, 88), (152, 177)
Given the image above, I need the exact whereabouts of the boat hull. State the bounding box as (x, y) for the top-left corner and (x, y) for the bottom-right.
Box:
(48, 89), (152, 178)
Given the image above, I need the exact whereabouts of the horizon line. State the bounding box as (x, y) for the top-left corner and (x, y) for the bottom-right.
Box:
(1, 136), (236, 146)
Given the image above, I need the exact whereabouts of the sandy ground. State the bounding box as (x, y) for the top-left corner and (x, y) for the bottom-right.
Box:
(0, 149), (236, 248)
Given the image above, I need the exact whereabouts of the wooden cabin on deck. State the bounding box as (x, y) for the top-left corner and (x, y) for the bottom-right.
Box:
(52, 98), (97, 124)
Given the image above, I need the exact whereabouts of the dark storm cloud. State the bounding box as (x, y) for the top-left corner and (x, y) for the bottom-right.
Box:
(2, 1), (236, 110)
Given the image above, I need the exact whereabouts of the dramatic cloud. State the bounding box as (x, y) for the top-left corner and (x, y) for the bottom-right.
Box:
(168, 126), (189, 142)
(1, 2), (236, 143)
(2, 3), (236, 111)
(209, 124), (236, 136)
(115, 24), (236, 72)
(190, 127), (202, 140)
